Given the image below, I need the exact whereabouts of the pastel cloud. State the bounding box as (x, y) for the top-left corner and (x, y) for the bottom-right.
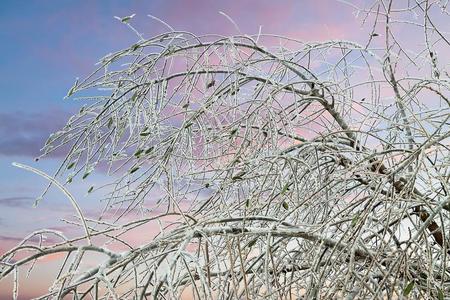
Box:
(0, 1), (370, 299)
(0, 196), (35, 208)
(0, 109), (73, 157)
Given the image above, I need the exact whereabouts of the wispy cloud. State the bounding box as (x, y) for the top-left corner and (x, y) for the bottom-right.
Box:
(0, 234), (23, 243)
(0, 109), (73, 157)
(0, 196), (35, 208)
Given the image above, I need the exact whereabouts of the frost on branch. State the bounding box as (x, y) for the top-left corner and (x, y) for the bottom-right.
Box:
(3, 1), (450, 299)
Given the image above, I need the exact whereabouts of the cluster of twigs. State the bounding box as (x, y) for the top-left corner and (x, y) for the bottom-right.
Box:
(2, 1), (450, 299)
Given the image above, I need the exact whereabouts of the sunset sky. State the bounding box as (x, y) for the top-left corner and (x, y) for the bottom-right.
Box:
(0, 1), (370, 298)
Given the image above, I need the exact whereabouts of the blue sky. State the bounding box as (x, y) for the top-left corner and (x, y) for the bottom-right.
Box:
(0, 0), (361, 247)
(0, 1), (364, 297)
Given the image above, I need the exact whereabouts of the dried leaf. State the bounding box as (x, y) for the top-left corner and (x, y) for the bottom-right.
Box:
(206, 79), (215, 88)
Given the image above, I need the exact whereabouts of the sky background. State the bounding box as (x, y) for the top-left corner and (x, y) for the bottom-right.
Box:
(0, 1), (370, 298)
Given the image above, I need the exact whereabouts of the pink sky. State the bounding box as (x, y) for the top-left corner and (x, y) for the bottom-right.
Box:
(3, 0), (448, 298)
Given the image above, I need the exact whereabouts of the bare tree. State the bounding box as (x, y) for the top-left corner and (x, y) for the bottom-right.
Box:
(2, 1), (450, 299)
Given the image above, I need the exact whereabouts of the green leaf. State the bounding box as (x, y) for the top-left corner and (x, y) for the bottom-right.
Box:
(82, 172), (91, 180)
(247, 239), (257, 247)
(88, 186), (94, 193)
(134, 149), (144, 157)
(107, 117), (114, 129)
(280, 183), (290, 195)
(130, 43), (140, 51)
(245, 198), (250, 207)
(33, 197), (43, 208)
(403, 281), (415, 297)
(438, 288), (444, 300)
(140, 131), (151, 136)
(66, 78), (78, 98)
(205, 182), (210, 188)
(230, 87), (239, 95)
(145, 146), (154, 154)
(66, 177), (73, 184)
(115, 14), (135, 23)
(351, 214), (359, 227)
(67, 162), (76, 170)
(129, 166), (140, 174)
(230, 128), (238, 136)
(282, 201), (289, 210)
(232, 171), (246, 181)
(130, 92), (138, 102)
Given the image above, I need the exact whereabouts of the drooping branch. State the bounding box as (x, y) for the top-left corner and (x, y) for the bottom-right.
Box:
(3, 3), (450, 299)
